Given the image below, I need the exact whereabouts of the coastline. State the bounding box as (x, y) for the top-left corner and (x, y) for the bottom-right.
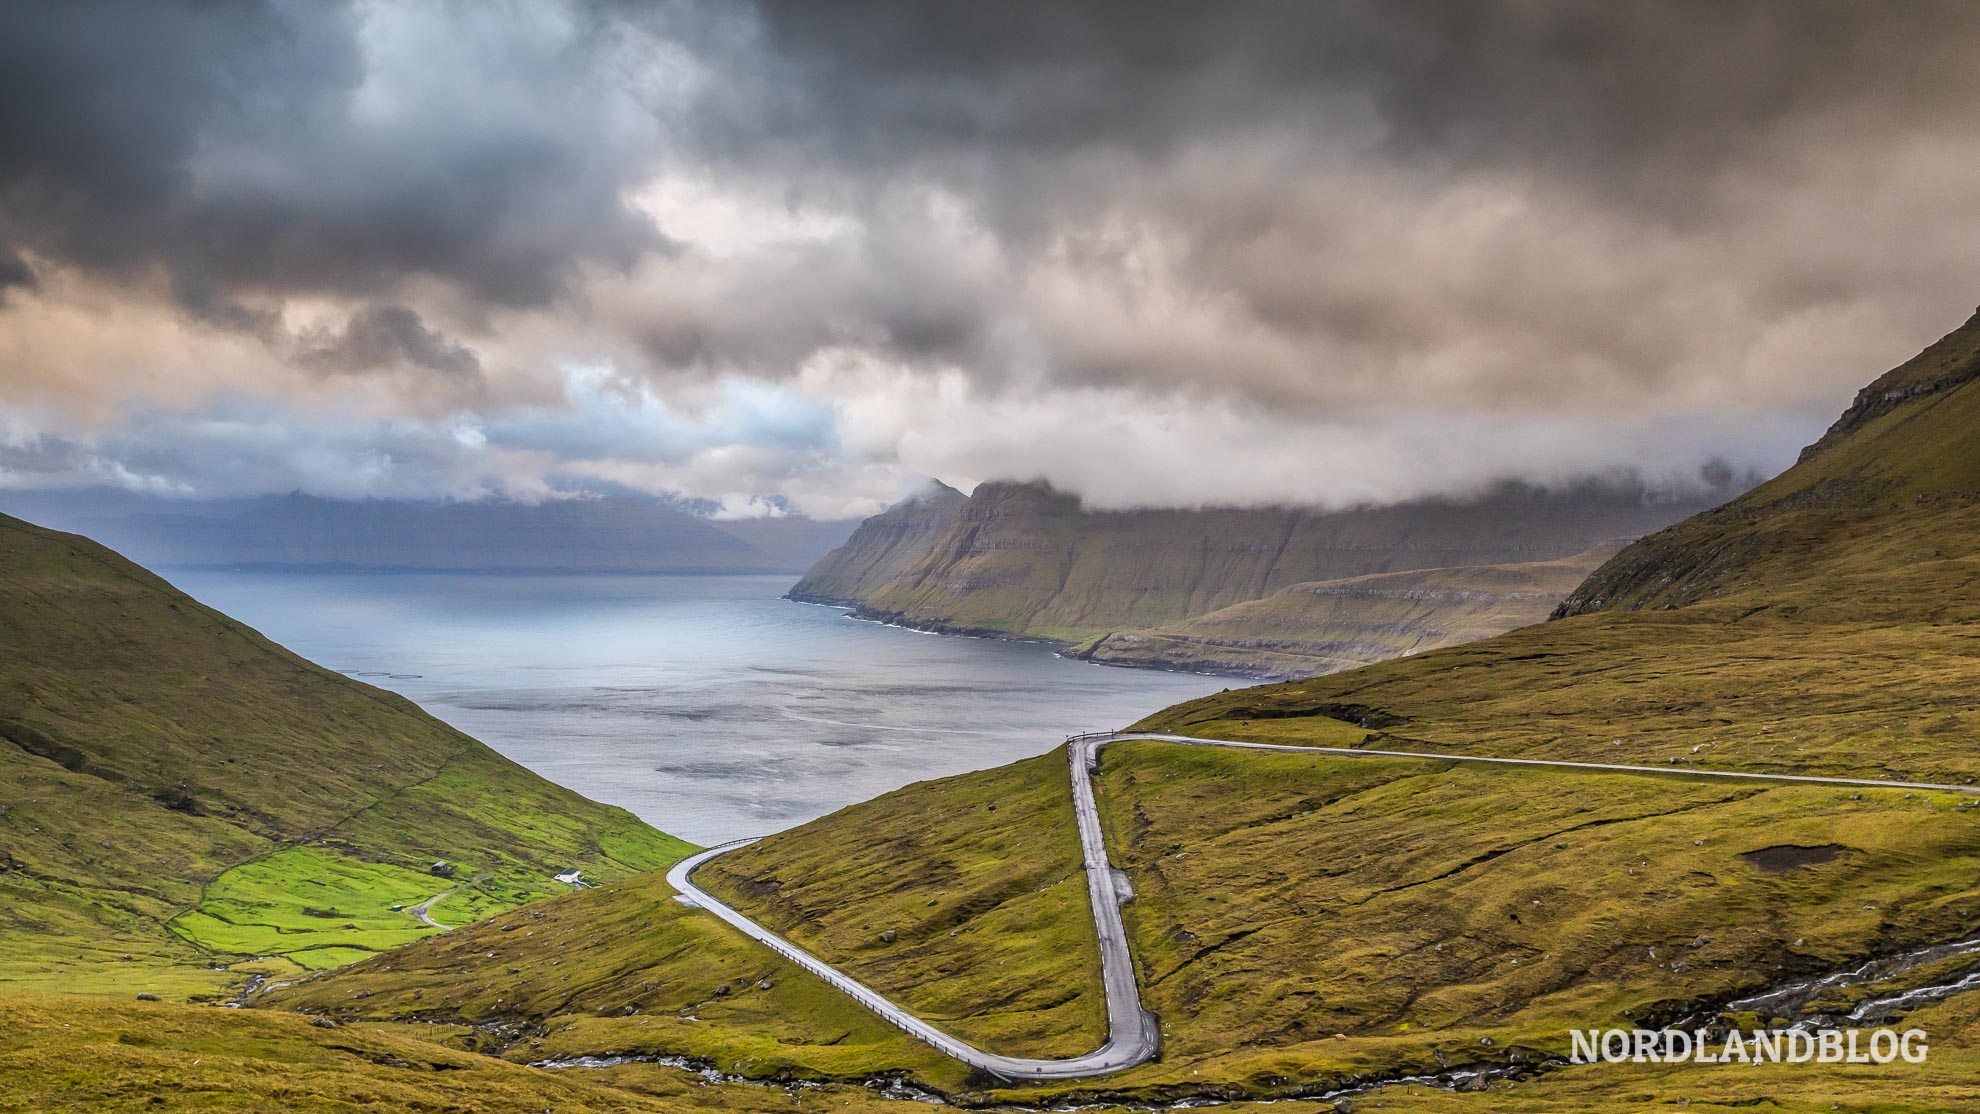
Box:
(784, 589), (1270, 680)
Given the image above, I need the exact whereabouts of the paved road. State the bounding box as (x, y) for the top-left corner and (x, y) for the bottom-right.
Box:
(1117, 732), (1980, 795)
(669, 730), (1980, 1081)
(409, 892), (451, 930)
(667, 817), (1157, 1081)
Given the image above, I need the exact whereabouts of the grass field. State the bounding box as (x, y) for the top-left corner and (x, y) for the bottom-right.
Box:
(165, 846), (454, 968)
(1087, 741), (1980, 1096)
(262, 733), (1980, 1106)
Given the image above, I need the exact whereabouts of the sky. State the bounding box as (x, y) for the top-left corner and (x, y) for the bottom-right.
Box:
(4, 1), (1980, 520)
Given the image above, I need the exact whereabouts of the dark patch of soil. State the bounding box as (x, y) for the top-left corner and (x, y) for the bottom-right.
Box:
(1740, 843), (1845, 873)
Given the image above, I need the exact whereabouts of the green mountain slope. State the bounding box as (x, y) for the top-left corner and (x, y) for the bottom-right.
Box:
(0, 514), (691, 996)
(806, 479), (1724, 644)
(266, 309), (1980, 1108)
(1072, 542), (1621, 679)
(1556, 307), (1980, 617)
(0, 994), (926, 1113)
(786, 480), (966, 604)
(262, 754), (1096, 1091)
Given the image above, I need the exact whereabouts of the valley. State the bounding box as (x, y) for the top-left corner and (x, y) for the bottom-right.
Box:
(228, 308), (1980, 1109)
(10, 6), (1980, 1110)
(8, 304), (1980, 1112)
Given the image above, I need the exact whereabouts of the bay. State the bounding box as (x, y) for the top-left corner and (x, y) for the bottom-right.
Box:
(165, 570), (1229, 844)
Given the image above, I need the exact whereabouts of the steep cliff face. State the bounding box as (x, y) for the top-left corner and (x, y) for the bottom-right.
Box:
(805, 478), (1727, 644)
(1556, 308), (1980, 617)
(785, 480), (967, 604)
(1075, 543), (1621, 679)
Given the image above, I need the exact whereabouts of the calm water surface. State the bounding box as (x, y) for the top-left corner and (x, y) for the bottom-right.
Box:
(166, 571), (1228, 844)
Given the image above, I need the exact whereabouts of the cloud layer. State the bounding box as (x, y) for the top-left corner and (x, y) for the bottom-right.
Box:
(4, 1), (1980, 516)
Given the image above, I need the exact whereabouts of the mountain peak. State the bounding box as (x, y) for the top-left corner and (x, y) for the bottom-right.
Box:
(1798, 305), (1980, 464)
(1557, 304), (1980, 616)
(891, 478), (966, 510)
(962, 479), (1080, 514)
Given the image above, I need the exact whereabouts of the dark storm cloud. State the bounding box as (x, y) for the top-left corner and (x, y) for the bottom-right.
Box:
(0, 248), (34, 298)
(0, 0), (671, 318)
(654, 0), (1980, 407)
(7, 1), (1980, 512)
(298, 304), (482, 379)
(738, 1), (1980, 195)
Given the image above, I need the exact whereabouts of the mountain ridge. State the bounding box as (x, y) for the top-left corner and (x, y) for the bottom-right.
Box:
(1072, 541), (1623, 679)
(797, 477), (1735, 645)
(1555, 306), (1980, 617)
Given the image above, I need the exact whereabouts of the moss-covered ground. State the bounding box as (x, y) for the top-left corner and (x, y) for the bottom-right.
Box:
(0, 993), (928, 1113)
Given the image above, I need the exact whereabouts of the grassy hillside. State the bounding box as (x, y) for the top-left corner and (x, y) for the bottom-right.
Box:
(1073, 543), (1619, 679)
(694, 752), (1107, 1060)
(0, 994), (930, 1113)
(258, 309), (1980, 1107)
(275, 736), (1980, 1106)
(821, 479), (1720, 644)
(264, 755), (1103, 1086)
(260, 862), (970, 1089)
(786, 480), (965, 604)
(1556, 306), (1980, 617)
(1090, 741), (1980, 1095)
(37, 996), (1979, 1114)
(0, 513), (691, 996)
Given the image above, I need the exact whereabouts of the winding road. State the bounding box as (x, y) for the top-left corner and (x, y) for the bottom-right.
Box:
(667, 730), (1980, 1082)
(409, 892), (451, 930)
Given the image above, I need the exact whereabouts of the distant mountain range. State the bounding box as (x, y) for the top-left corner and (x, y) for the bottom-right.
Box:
(0, 489), (856, 574)
(788, 475), (1742, 674)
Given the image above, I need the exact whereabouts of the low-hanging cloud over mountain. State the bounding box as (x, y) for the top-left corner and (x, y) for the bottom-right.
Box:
(4, 1), (1980, 517)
